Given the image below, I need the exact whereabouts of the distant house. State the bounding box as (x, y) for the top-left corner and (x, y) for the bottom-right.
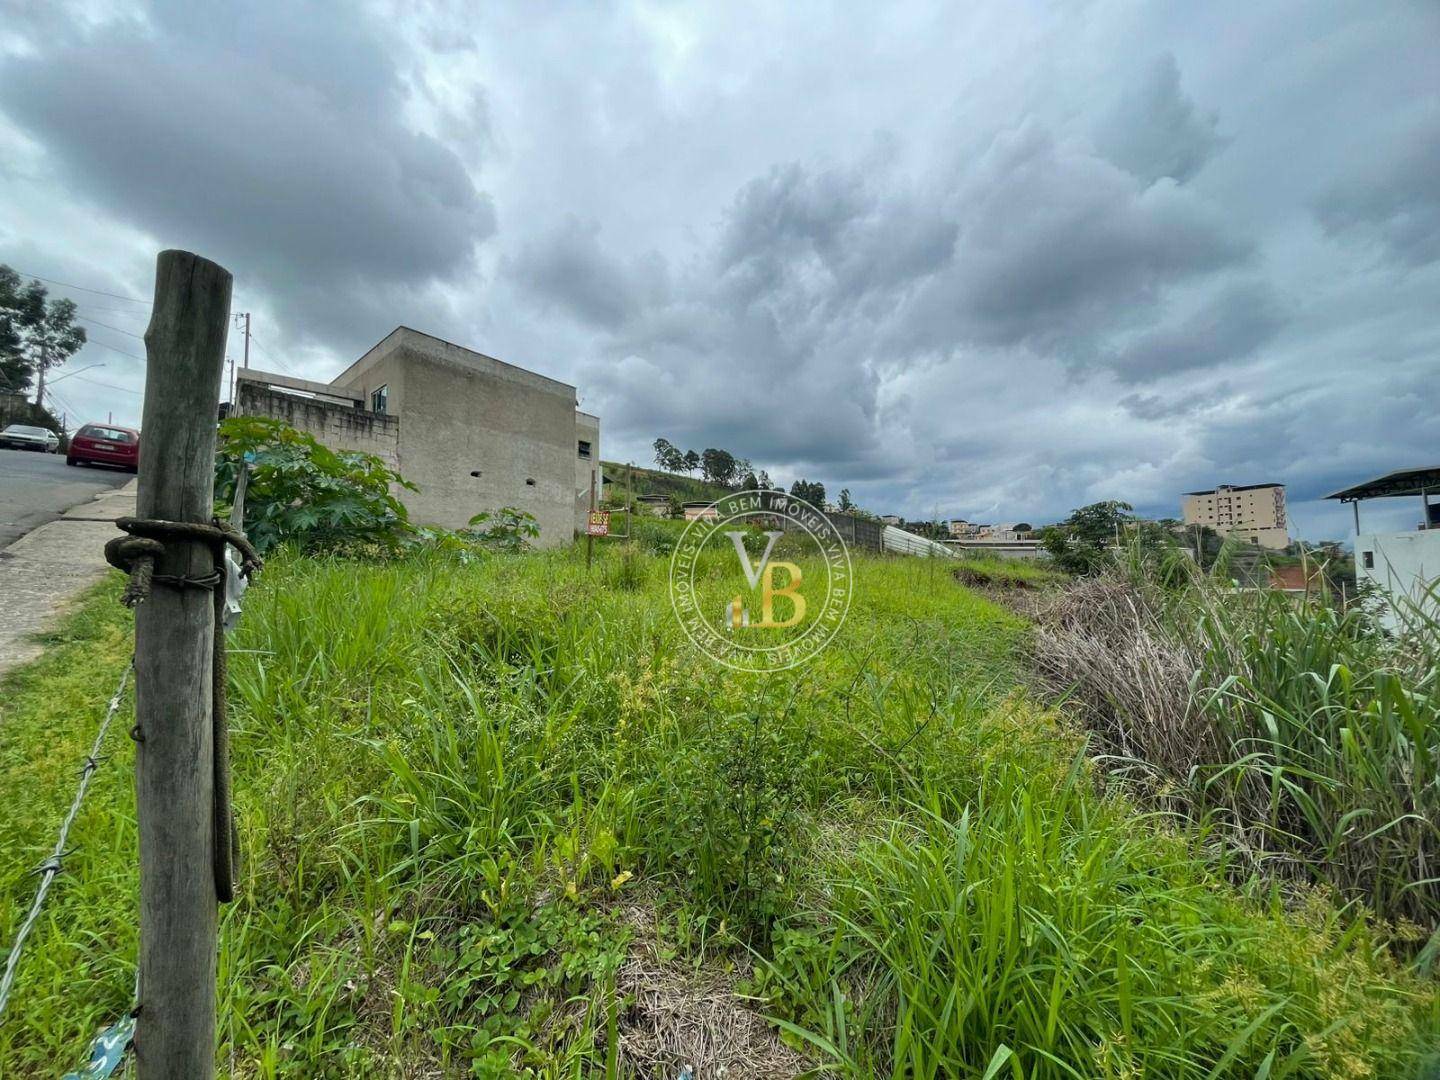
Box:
(635, 493), (672, 516)
(683, 501), (719, 522)
(1326, 466), (1440, 630)
(236, 326), (599, 547)
(880, 514), (903, 526)
(1269, 565), (1323, 594)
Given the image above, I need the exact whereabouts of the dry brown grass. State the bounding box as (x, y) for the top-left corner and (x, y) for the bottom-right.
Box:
(1031, 575), (1218, 785)
(612, 904), (809, 1080)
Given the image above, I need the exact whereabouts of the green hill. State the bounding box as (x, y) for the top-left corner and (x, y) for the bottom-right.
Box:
(601, 460), (735, 504)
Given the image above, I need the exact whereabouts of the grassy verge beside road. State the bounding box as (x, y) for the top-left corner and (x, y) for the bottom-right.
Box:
(0, 544), (1436, 1077)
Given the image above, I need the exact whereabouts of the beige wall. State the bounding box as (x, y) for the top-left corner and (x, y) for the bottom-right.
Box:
(246, 329), (600, 547)
(396, 353), (577, 544)
(236, 382), (400, 472)
(1182, 485), (1289, 550)
(331, 329), (591, 546)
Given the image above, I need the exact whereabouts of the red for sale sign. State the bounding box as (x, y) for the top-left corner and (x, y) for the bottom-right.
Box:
(587, 511), (610, 536)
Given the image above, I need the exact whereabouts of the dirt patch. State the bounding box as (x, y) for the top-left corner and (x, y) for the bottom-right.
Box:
(613, 904), (810, 1079)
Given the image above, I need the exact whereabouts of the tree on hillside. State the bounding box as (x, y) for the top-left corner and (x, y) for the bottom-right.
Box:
(683, 449), (700, 477)
(838, 488), (854, 511)
(740, 470), (759, 491)
(0, 266), (86, 404)
(757, 468), (773, 490)
(701, 447), (737, 486)
(652, 437), (687, 473)
(1041, 500), (1134, 575)
(790, 478), (826, 508)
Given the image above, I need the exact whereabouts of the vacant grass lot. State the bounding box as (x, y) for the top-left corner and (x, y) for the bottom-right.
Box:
(0, 544), (1436, 1077)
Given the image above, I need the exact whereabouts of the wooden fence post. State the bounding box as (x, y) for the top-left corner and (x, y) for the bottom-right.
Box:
(133, 250), (231, 1080)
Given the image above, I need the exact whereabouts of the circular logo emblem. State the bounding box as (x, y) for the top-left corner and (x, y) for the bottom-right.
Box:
(669, 490), (852, 672)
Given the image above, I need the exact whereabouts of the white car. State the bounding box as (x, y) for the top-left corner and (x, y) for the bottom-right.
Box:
(0, 424), (61, 453)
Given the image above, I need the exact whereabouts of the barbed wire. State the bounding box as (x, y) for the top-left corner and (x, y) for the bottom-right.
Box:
(0, 660), (133, 1021)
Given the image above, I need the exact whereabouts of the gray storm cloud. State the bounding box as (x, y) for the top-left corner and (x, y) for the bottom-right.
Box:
(1, 1), (1436, 538)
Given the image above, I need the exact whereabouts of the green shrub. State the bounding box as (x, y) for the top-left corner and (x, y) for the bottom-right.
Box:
(215, 415), (416, 554)
(464, 507), (540, 552)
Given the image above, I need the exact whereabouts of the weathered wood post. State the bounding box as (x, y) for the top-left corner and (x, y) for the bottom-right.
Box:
(587, 467), (597, 569)
(133, 250), (231, 1079)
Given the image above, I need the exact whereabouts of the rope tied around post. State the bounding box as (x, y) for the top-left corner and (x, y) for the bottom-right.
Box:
(104, 516), (262, 904)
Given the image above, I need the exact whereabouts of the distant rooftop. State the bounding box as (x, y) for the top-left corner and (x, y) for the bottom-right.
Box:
(1183, 482), (1284, 496)
(1325, 467), (1440, 502)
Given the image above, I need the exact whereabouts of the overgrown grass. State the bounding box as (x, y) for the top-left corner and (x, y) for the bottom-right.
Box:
(951, 555), (1069, 591)
(0, 545), (1436, 1077)
(1033, 564), (1440, 942)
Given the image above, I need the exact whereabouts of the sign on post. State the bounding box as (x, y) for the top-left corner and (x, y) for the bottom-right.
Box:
(587, 510), (611, 537)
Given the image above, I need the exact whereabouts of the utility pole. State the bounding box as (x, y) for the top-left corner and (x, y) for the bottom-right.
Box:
(34, 340), (47, 407)
(586, 467), (597, 569)
(132, 250), (231, 1080)
(226, 312), (250, 412)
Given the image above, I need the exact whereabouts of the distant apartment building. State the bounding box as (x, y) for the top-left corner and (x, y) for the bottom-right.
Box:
(880, 514), (903, 526)
(1181, 483), (1288, 550)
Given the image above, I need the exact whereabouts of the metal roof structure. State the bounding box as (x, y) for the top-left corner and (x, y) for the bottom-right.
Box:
(1324, 467), (1440, 502)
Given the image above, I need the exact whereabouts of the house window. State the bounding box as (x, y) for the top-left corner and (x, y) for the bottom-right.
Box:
(1362, 551), (1374, 569)
(371, 384), (388, 415)
(577, 439), (592, 459)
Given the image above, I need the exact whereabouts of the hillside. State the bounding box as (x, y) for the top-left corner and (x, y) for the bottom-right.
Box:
(601, 459), (735, 504)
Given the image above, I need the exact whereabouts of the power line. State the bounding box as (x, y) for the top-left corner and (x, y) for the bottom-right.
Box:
(246, 331), (298, 376)
(71, 374), (143, 395)
(76, 315), (145, 339)
(79, 338), (146, 363)
(71, 302), (151, 319)
(3, 267), (151, 305)
(43, 384), (82, 423)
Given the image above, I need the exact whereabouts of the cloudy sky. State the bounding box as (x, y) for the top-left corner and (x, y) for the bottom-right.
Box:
(2, 1), (1436, 538)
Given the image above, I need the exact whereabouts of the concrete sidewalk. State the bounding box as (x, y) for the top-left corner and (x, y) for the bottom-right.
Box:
(0, 479), (137, 676)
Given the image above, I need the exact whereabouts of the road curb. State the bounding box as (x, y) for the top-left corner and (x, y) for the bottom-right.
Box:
(0, 479), (139, 677)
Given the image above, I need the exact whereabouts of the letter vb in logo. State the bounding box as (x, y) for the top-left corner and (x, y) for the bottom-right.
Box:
(669, 491), (851, 672)
(722, 531), (805, 630)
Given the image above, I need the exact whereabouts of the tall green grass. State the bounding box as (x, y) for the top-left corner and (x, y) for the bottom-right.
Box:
(0, 544), (1435, 1076)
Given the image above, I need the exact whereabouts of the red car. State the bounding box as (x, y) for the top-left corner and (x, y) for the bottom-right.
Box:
(67, 423), (141, 472)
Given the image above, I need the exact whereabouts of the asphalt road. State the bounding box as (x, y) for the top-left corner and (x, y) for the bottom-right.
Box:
(0, 448), (132, 548)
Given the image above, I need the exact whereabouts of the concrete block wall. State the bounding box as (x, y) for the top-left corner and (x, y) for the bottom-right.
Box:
(394, 349), (578, 544)
(237, 383), (400, 472)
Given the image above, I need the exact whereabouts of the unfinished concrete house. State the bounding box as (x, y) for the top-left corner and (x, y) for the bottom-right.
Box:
(236, 327), (599, 546)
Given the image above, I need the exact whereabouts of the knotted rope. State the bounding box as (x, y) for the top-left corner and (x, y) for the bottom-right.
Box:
(104, 516), (262, 903)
